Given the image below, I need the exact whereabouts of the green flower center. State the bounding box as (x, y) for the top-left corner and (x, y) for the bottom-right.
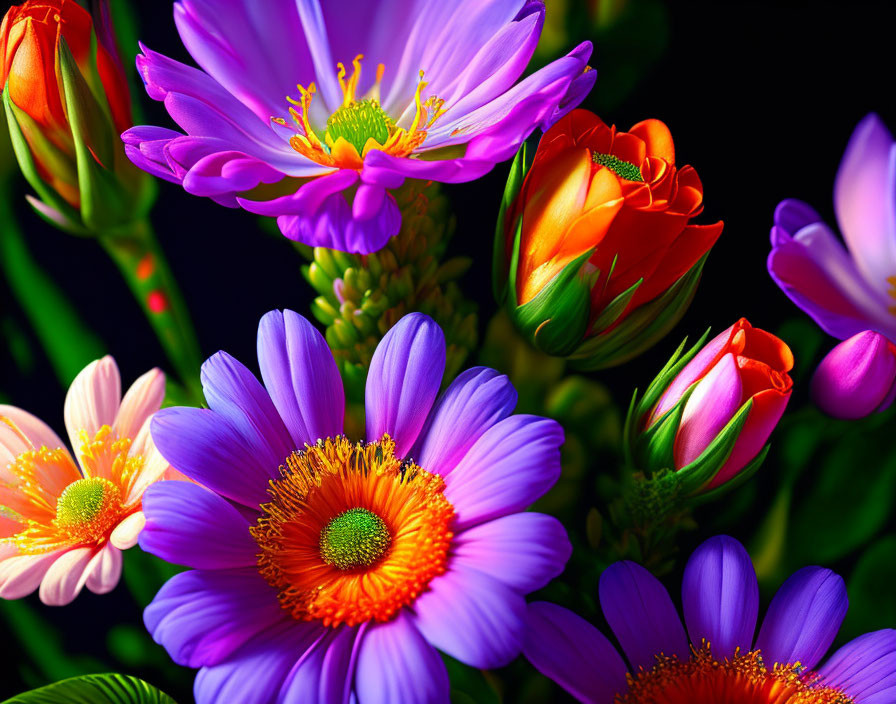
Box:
(319, 507), (392, 571)
(55, 477), (119, 526)
(325, 100), (392, 155)
(592, 151), (644, 182)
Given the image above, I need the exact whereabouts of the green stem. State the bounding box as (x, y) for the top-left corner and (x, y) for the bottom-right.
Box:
(99, 221), (203, 401)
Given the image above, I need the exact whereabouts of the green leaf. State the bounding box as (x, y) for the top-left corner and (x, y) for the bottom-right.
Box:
(2, 674), (177, 704)
(493, 142), (528, 301)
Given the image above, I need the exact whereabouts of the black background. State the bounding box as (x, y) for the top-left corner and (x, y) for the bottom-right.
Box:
(2, 1), (896, 701)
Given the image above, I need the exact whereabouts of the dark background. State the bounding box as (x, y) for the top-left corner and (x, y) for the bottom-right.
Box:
(2, 1), (896, 701)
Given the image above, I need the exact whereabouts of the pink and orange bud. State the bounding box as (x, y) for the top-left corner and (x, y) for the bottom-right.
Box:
(811, 330), (896, 420)
(494, 109), (723, 368)
(626, 319), (794, 498)
(0, 0), (145, 231)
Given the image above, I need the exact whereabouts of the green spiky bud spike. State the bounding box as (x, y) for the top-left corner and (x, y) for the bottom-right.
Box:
(303, 181), (478, 402)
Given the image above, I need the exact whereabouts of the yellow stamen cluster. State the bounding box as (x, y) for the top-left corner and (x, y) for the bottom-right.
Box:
(277, 55), (446, 169)
(619, 645), (854, 704)
(53, 477), (123, 545)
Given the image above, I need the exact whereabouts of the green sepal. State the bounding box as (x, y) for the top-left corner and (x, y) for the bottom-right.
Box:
(687, 444), (770, 507)
(590, 276), (643, 334)
(492, 142), (529, 302)
(3, 87), (84, 230)
(674, 398), (753, 496)
(58, 38), (131, 230)
(509, 246), (594, 356)
(634, 385), (696, 472)
(1, 673), (177, 704)
(570, 252), (709, 370)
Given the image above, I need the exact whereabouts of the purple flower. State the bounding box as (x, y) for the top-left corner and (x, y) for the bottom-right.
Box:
(768, 113), (896, 341)
(524, 535), (896, 703)
(811, 330), (896, 419)
(122, 0), (594, 253)
(140, 310), (569, 704)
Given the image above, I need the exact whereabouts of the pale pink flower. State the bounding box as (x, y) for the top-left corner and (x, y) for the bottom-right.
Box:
(0, 356), (171, 605)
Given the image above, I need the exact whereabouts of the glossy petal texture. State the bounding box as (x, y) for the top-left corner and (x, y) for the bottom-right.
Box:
(365, 313), (446, 457)
(811, 331), (896, 419)
(682, 535), (759, 660)
(819, 630), (896, 703)
(599, 560), (689, 671)
(524, 602), (628, 704)
(755, 566), (848, 670)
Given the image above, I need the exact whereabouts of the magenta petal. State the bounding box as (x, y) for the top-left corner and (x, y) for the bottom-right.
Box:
(412, 366), (517, 477)
(256, 309), (344, 449)
(599, 561), (690, 671)
(811, 331), (896, 419)
(834, 113), (896, 294)
(773, 198), (824, 237)
(193, 619), (324, 704)
(673, 354), (743, 468)
(411, 566), (526, 669)
(754, 566), (848, 670)
(443, 415), (563, 531)
(139, 482), (257, 570)
(819, 630), (896, 703)
(365, 313), (445, 457)
(355, 612), (450, 704)
(681, 535), (758, 660)
(144, 568), (285, 668)
(524, 602), (627, 704)
(238, 170), (358, 217)
(450, 512), (571, 594)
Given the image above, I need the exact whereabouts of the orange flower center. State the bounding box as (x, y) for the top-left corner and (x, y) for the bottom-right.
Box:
(250, 434), (454, 628)
(1, 424), (142, 554)
(619, 646), (853, 704)
(276, 55), (446, 170)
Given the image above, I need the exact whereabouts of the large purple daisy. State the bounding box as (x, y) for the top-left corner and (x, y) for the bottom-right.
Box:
(140, 310), (569, 703)
(524, 535), (896, 703)
(122, 0), (594, 253)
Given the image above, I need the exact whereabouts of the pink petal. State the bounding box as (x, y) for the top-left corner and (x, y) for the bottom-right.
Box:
(85, 543), (123, 594)
(64, 356), (122, 453)
(115, 368), (166, 443)
(0, 551), (58, 599)
(110, 511), (147, 550)
(0, 405), (67, 469)
(674, 354), (743, 468)
(124, 442), (171, 505)
(38, 547), (95, 606)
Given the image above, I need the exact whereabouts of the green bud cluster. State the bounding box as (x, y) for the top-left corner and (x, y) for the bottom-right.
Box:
(303, 181), (478, 400)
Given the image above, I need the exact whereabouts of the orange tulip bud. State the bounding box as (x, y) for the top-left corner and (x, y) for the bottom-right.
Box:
(496, 109), (724, 368)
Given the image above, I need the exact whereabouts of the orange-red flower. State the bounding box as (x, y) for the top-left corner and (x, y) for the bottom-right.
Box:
(496, 109), (723, 367)
(0, 0), (136, 223)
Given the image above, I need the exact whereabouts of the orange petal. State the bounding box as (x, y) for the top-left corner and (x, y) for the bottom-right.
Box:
(630, 119), (675, 163)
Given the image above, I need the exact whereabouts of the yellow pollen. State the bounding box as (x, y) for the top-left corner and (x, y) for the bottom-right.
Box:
(251, 435), (454, 628)
(280, 56), (446, 169)
(54, 477), (123, 544)
(619, 644), (854, 704)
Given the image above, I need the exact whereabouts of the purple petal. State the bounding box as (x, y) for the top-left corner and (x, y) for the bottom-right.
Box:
(819, 629), (896, 704)
(365, 313), (445, 457)
(773, 198), (824, 238)
(412, 366), (517, 477)
(411, 566), (526, 669)
(811, 331), (896, 419)
(443, 414), (563, 531)
(183, 150), (286, 197)
(599, 561), (690, 671)
(239, 171), (359, 217)
(277, 625), (362, 704)
(681, 535), (758, 660)
(173, 0), (314, 123)
(294, 0), (341, 111)
(145, 568), (286, 668)
(673, 353), (743, 468)
(194, 619), (324, 704)
(835, 114), (896, 297)
(139, 481), (257, 570)
(754, 566), (848, 670)
(450, 513), (570, 594)
(256, 310), (344, 449)
(151, 407), (275, 508)
(524, 602), (628, 704)
(355, 612), (450, 704)
(201, 351), (294, 473)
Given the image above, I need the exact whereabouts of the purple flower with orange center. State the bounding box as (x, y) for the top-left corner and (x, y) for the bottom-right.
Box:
(141, 310), (569, 703)
(122, 0), (595, 253)
(525, 535), (896, 704)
